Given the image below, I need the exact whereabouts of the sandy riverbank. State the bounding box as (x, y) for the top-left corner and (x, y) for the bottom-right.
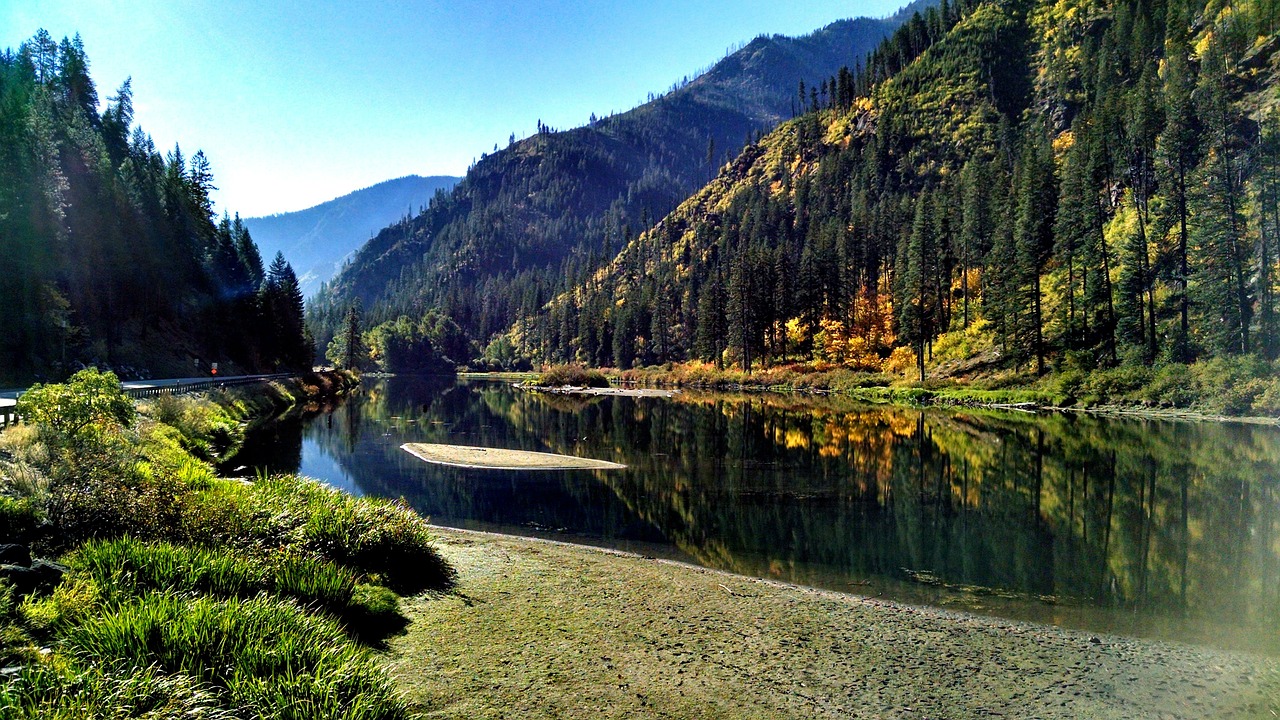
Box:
(386, 527), (1279, 719)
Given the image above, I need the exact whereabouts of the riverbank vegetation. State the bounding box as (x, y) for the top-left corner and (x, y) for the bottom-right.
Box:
(0, 369), (451, 719)
(614, 354), (1280, 417)
(534, 364), (611, 388)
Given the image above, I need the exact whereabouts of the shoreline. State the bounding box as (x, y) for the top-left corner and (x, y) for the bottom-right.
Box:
(389, 525), (1280, 719)
(455, 370), (1280, 425)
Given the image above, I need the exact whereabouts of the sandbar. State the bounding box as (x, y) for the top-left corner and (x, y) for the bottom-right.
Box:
(401, 442), (626, 470)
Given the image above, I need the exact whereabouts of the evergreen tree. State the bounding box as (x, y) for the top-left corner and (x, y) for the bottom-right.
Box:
(265, 252), (312, 370)
(1256, 110), (1280, 359)
(1155, 6), (1200, 360)
(1190, 39), (1251, 355)
(1012, 130), (1057, 374)
(326, 301), (367, 370)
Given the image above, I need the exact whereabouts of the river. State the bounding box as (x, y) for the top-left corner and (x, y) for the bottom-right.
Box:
(230, 375), (1280, 656)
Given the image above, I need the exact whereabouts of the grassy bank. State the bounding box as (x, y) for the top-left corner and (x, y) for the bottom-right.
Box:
(610, 357), (1280, 420)
(0, 368), (452, 719)
(391, 527), (1280, 720)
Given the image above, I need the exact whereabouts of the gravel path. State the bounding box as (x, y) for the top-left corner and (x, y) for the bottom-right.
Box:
(387, 528), (1280, 719)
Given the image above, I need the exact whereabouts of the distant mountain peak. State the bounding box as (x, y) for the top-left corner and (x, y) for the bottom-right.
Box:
(245, 175), (459, 296)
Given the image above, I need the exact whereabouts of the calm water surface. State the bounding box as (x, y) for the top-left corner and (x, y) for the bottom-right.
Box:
(234, 376), (1280, 655)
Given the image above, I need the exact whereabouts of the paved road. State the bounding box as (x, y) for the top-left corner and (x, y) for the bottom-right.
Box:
(0, 373), (292, 408)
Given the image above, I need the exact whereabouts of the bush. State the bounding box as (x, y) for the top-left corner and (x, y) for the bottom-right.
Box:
(245, 476), (455, 593)
(0, 495), (39, 542)
(1138, 363), (1194, 407)
(536, 364), (610, 388)
(14, 368), (135, 445)
(146, 395), (242, 461)
(1079, 364), (1153, 404)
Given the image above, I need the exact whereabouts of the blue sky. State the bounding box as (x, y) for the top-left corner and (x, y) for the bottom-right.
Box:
(2, 1), (902, 217)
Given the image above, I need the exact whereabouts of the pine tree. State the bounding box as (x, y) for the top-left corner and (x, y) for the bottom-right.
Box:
(1156, 6), (1200, 361)
(958, 159), (990, 329)
(325, 301), (367, 370)
(265, 252), (311, 370)
(694, 269), (728, 368)
(1190, 40), (1251, 355)
(1013, 130), (1057, 374)
(1256, 110), (1280, 358)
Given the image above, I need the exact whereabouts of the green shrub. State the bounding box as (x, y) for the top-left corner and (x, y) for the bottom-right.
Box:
(1080, 364), (1153, 404)
(1139, 363), (1194, 407)
(145, 395), (243, 461)
(247, 475), (454, 593)
(40, 466), (187, 553)
(15, 368), (135, 445)
(536, 364), (610, 388)
(0, 495), (39, 542)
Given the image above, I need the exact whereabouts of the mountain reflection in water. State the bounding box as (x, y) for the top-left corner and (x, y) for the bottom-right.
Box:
(234, 375), (1280, 655)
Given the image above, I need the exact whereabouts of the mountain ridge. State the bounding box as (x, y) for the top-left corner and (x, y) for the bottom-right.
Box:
(245, 174), (459, 296)
(308, 4), (930, 353)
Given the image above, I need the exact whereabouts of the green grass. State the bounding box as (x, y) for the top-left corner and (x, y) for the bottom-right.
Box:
(52, 538), (404, 637)
(1, 662), (235, 720)
(242, 475), (455, 593)
(61, 592), (408, 720)
(145, 394), (243, 462)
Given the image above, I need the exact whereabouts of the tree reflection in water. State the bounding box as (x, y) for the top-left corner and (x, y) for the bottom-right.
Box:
(242, 376), (1280, 654)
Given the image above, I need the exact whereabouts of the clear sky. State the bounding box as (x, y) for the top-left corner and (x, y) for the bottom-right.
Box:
(2, 1), (903, 217)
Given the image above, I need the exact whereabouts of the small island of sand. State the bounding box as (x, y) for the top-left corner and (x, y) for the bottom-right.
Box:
(401, 443), (627, 470)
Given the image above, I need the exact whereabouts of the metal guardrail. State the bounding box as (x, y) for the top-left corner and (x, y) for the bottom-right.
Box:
(0, 373), (294, 428)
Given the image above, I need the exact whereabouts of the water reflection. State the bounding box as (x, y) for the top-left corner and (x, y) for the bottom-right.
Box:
(239, 376), (1280, 654)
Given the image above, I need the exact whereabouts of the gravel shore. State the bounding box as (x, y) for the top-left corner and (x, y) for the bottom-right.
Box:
(387, 527), (1280, 719)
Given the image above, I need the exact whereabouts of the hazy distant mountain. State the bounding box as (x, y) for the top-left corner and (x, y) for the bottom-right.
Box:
(310, 2), (935, 350)
(245, 175), (459, 296)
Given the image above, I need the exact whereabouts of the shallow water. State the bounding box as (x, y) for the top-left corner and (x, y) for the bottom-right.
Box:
(232, 375), (1280, 655)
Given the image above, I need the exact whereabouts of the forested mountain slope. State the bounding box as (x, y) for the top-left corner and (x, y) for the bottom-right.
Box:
(245, 174), (459, 297)
(308, 3), (932, 354)
(514, 0), (1280, 384)
(0, 31), (311, 383)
